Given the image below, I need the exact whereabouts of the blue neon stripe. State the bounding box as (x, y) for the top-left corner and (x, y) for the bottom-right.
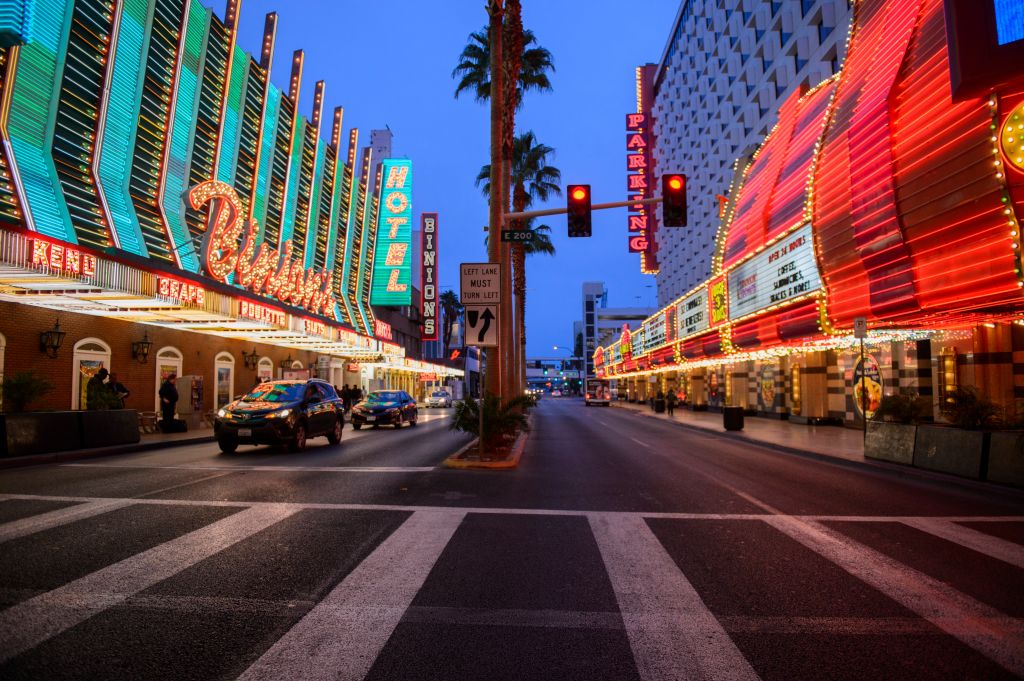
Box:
(216, 46), (247, 184)
(304, 142), (325, 268)
(279, 117), (304, 246)
(252, 85), (279, 235)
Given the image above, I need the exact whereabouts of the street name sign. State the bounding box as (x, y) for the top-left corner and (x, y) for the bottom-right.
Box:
(464, 304), (499, 347)
(501, 230), (534, 243)
(460, 262), (501, 304)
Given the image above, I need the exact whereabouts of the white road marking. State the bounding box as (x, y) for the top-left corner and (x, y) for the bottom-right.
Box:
(1, 493), (1023, 524)
(629, 437), (653, 449)
(901, 518), (1024, 569)
(236, 509), (465, 681)
(134, 470), (234, 496)
(64, 464), (437, 473)
(0, 504), (296, 662)
(718, 615), (1024, 636)
(0, 499), (133, 544)
(764, 515), (1024, 677)
(401, 605), (623, 630)
(589, 513), (760, 681)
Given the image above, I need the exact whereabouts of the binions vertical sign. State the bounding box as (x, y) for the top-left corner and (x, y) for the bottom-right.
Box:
(626, 64), (659, 274)
(371, 159), (413, 305)
(421, 213), (439, 341)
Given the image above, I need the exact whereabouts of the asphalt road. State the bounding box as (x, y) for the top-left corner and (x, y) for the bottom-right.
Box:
(1, 399), (1023, 680)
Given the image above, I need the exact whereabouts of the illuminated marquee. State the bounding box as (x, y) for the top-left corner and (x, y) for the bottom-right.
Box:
(421, 213), (438, 341)
(187, 181), (336, 317)
(374, 319), (393, 341)
(157, 277), (205, 305)
(29, 239), (97, 278)
(726, 224), (822, 320)
(371, 159), (413, 305)
(239, 300), (287, 327)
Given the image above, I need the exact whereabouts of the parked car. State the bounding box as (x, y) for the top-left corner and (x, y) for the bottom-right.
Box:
(350, 390), (418, 429)
(551, 390), (562, 397)
(214, 379), (344, 453)
(426, 390), (453, 408)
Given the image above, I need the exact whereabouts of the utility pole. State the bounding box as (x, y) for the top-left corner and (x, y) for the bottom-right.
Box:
(486, 0), (504, 400)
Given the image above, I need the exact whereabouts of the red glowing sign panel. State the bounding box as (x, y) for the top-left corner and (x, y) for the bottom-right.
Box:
(374, 319), (393, 341)
(158, 277), (206, 305)
(421, 213), (438, 341)
(30, 239), (96, 278)
(239, 300), (287, 327)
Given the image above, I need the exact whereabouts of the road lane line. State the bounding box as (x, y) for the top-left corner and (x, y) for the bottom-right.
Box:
(588, 513), (760, 681)
(901, 518), (1024, 569)
(134, 470), (234, 497)
(0, 504), (295, 662)
(236, 508), (466, 681)
(401, 606), (623, 630)
(628, 437), (653, 449)
(764, 515), (1024, 676)
(0, 499), (133, 544)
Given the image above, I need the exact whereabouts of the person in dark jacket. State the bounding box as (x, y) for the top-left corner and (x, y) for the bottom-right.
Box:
(108, 372), (130, 409)
(158, 373), (179, 431)
(666, 390), (678, 416)
(86, 368), (110, 410)
(352, 385), (363, 404)
(340, 384), (351, 411)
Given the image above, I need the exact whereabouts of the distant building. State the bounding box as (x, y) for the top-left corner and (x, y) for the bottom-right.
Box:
(581, 282), (652, 378)
(650, 0), (852, 305)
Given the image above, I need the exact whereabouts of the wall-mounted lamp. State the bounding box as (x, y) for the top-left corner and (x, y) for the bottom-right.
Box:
(39, 319), (66, 359)
(131, 331), (153, 363)
(243, 349), (259, 370)
(279, 354), (293, 369)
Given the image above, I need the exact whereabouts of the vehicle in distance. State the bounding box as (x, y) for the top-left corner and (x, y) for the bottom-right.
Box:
(585, 378), (611, 406)
(551, 389), (562, 397)
(426, 389), (453, 408)
(214, 379), (345, 453)
(351, 390), (418, 429)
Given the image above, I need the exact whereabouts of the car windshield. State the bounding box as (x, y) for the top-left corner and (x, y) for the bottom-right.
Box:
(431, 391), (448, 397)
(240, 383), (305, 403)
(366, 391), (402, 403)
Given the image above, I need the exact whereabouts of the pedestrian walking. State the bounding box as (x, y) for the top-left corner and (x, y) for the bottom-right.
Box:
(340, 384), (351, 411)
(86, 368), (111, 410)
(352, 385), (363, 404)
(666, 390), (678, 417)
(108, 372), (130, 409)
(158, 373), (179, 432)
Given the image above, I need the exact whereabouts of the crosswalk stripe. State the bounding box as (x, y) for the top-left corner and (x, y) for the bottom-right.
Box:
(588, 513), (760, 681)
(901, 518), (1024, 569)
(236, 509), (466, 681)
(764, 515), (1024, 677)
(0, 504), (296, 663)
(0, 499), (133, 544)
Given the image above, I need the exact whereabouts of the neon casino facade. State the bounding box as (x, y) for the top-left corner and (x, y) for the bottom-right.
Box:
(598, 0), (1024, 425)
(0, 0), (459, 412)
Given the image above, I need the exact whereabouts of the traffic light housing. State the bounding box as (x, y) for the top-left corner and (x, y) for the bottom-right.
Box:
(662, 174), (687, 227)
(567, 184), (591, 237)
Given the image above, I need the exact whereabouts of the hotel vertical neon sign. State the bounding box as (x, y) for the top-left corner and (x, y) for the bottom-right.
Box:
(370, 159), (412, 305)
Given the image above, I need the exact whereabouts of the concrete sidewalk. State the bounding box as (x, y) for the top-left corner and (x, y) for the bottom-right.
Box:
(610, 400), (865, 462)
(0, 426), (216, 469)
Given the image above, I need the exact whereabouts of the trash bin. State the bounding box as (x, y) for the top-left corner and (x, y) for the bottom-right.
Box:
(723, 406), (744, 431)
(654, 398), (666, 413)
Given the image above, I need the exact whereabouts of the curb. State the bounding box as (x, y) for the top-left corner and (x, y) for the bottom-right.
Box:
(612, 405), (1024, 499)
(0, 435), (217, 470)
(442, 414), (531, 470)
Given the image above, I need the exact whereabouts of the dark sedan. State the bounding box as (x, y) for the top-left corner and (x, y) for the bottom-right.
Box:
(214, 379), (345, 453)
(350, 390), (418, 429)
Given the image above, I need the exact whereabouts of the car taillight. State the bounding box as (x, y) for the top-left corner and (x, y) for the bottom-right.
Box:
(585, 393), (591, 399)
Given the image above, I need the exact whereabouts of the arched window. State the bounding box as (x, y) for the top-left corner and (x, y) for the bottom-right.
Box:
(73, 337), (111, 409)
(290, 359), (304, 369)
(154, 347), (183, 411)
(257, 357), (273, 382)
(214, 352), (235, 410)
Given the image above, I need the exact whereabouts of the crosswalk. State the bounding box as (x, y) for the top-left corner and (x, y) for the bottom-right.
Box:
(0, 492), (1022, 680)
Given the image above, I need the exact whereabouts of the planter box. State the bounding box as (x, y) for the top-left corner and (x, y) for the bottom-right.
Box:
(987, 431), (1024, 488)
(80, 410), (140, 448)
(0, 411), (82, 458)
(913, 425), (989, 479)
(865, 421), (917, 465)
(0, 409), (140, 458)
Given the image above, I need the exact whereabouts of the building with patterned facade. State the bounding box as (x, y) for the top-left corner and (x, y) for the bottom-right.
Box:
(650, 0), (853, 306)
(598, 0), (1024, 439)
(0, 0), (458, 416)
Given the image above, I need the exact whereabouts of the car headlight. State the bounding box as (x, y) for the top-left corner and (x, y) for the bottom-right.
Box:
(266, 408), (291, 419)
(387, 407), (399, 414)
(217, 408), (227, 418)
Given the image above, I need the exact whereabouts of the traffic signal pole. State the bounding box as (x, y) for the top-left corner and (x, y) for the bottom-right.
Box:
(486, 0), (505, 402)
(503, 196), (663, 222)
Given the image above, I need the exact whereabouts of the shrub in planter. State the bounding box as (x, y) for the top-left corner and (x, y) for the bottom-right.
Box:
(865, 392), (931, 464)
(942, 386), (1001, 430)
(1, 371), (52, 413)
(450, 394), (531, 455)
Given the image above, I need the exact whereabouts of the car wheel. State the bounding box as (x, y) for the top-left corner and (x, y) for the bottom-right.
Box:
(218, 438), (237, 454)
(410, 417), (417, 427)
(353, 423), (361, 430)
(327, 418), (342, 444)
(395, 414), (404, 429)
(289, 424), (307, 452)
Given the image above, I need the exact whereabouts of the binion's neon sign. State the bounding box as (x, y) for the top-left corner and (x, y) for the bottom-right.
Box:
(188, 181), (336, 317)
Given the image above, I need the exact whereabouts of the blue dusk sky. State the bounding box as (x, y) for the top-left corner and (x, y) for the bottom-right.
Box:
(204, 0), (680, 355)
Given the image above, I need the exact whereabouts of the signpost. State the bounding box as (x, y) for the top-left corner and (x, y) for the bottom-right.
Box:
(461, 263), (503, 460)
(500, 230), (534, 242)
(854, 316), (868, 441)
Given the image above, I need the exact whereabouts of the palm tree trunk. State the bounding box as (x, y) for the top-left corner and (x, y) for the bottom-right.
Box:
(513, 243), (526, 392)
(486, 0), (504, 398)
(503, 0), (523, 399)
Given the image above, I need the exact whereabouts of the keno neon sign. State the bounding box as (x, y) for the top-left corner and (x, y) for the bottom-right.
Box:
(188, 181), (336, 317)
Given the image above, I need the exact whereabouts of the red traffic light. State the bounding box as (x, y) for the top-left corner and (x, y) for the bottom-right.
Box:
(571, 187), (588, 201)
(662, 174), (687, 227)
(566, 184), (592, 238)
(667, 176), (684, 191)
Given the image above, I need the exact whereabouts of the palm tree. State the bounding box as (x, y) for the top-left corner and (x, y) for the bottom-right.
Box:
(439, 290), (463, 356)
(454, 10), (554, 397)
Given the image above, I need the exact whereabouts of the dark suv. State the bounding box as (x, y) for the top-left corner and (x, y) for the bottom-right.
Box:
(214, 379), (345, 453)
(350, 390), (418, 429)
